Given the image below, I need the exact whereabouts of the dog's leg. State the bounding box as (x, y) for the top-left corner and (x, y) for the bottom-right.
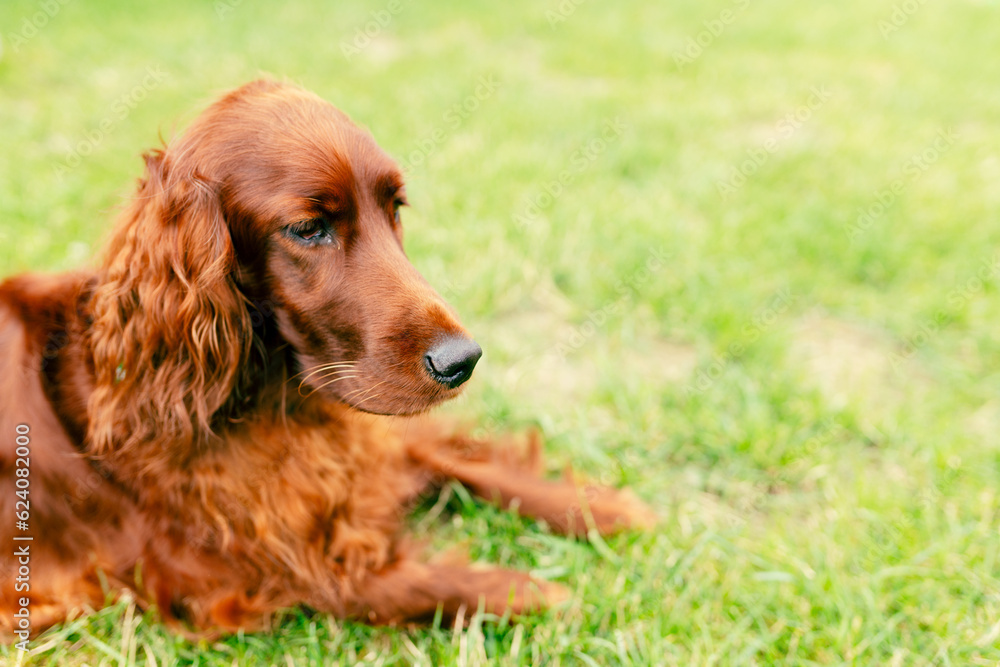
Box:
(404, 428), (657, 537)
(344, 559), (566, 626)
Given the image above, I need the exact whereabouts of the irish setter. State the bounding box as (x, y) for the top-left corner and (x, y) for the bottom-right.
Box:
(0, 80), (653, 638)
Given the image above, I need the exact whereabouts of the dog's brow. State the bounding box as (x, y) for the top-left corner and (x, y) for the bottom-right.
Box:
(373, 172), (405, 204)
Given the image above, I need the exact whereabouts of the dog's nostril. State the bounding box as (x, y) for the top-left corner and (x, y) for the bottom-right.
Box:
(424, 337), (483, 389)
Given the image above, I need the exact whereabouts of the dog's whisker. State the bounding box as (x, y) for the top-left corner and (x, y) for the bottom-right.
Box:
(294, 365), (358, 392)
(300, 368), (358, 389)
(342, 380), (389, 405)
(299, 374), (359, 397)
(296, 368), (357, 393)
(291, 362), (357, 383)
(356, 392), (383, 408)
(315, 367), (359, 378)
(313, 374), (359, 392)
(291, 361), (356, 376)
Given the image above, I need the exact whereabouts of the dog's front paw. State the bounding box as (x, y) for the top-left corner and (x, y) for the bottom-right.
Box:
(575, 484), (659, 535)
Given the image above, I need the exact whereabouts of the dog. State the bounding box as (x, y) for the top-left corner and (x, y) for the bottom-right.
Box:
(0, 80), (654, 637)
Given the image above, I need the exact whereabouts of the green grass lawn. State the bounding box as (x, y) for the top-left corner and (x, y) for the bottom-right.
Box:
(2, 0), (1000, 664)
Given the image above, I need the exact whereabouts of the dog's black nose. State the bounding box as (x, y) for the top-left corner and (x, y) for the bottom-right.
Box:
(424, 337), (482, 389)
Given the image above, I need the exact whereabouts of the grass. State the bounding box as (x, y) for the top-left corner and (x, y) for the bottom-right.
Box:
(2, 0), (999, 664)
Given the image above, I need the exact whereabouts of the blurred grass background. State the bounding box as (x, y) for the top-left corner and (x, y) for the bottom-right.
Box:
(2, 0), (999, 664)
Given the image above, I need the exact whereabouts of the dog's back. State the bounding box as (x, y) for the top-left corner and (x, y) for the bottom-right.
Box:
(0, 272), (147, 635)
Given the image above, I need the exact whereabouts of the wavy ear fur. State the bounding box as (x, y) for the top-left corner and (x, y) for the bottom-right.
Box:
(87, 150), (251, 459)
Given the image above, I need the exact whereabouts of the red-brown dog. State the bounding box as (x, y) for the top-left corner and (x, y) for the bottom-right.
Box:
(0, 80), (653, 637)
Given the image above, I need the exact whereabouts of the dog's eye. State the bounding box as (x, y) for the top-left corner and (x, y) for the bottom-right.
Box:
(393, 198), (405, 226)
(289, 219), (332, 245)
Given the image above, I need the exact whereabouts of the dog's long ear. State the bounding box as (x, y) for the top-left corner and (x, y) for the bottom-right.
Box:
(88, 149), (251, 458)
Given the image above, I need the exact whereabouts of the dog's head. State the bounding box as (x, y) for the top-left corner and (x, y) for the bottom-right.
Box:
(89, 80), (481, 453)
(198, 80), (482, 414)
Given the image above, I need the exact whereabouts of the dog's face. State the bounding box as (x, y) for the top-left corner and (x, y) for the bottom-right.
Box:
(173, 81), (481, 415)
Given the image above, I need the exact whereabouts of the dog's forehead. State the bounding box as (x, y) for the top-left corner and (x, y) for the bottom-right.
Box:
(281, 94), (401, 186)
(219, 92), (397, 183)
(330, 121), (400, 182)
(215, 95), (404, 227)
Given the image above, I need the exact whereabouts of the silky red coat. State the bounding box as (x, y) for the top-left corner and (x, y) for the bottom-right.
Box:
(0, 80), (653, 636)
